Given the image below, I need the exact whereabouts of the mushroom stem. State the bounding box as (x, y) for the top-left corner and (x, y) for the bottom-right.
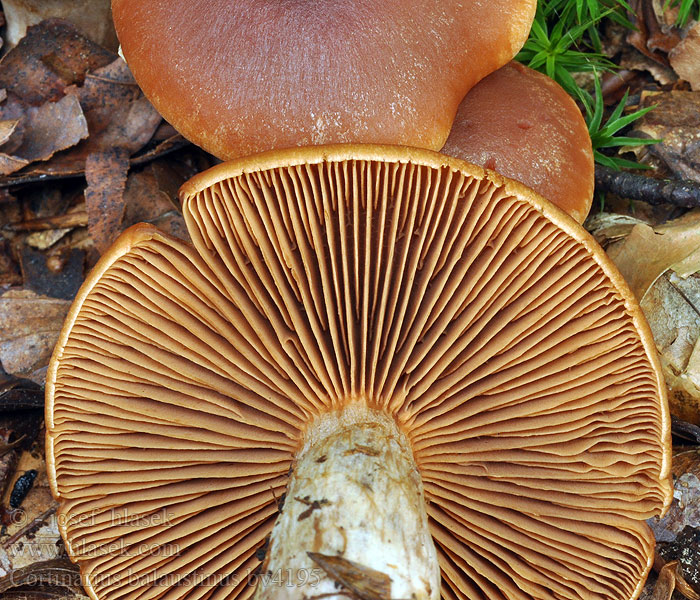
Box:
(255, 404), (440, 600)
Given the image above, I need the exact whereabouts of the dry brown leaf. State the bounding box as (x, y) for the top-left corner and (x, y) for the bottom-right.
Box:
(64, 58), (162, 155)
(670, 22), (700, 90)
(0, 93), (26, 155)
(0, 154), (28, 175)
(13, 94), (88, 161)
(618, 47), (678, 86)
(121, 163), (188, 241)
(0, 19), (115, 106)
(642, 269), (700, 424)
(1, 0), (117, 51)
(651, 0), (682, 27)
(124, 164), (178, 221)
(594, 210), (700, 424)
(0, 289), (71, 380)
(0, 26), (162, 186)
(587, 213), (648, 248)
(14, 58), (165, 180)
(78, 156), (191, 255)
(678, 577), (700, 600)
(633, 91), (700, 183)
(0, 119), (20, 146)
(595, 210), (700, 298)
(0, 95), (88, 176)
(84, 148), (130, 253)
(627, 0), (678, 65)
(647, 560), (700, 600)
(650, 561), (677, 600)
(0, 133), (192, 186)
(308, 552), (392, 600)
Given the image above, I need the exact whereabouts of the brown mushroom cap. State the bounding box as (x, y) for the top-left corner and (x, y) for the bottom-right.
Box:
(46, 145), (670, 600)
(112, 0), (536, 160)
(441, 61), (595, 223)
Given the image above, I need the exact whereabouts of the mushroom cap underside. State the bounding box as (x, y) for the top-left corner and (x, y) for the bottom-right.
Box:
(46, 145), (671, 600)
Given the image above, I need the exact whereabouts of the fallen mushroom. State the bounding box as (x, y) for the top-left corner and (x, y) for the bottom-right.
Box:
(441, 61), (595, 223)
(111, 0), (536, 160)
(46, 145), (671, 600)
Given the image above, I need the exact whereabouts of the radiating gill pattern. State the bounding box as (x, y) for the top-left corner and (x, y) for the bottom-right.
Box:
(48, 149), (670, 600)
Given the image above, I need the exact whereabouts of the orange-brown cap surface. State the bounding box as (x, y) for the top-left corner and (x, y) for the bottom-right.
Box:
(112, 0), (536, 160)
(441, 61), (594, 223)
(47, 145), (670, 600)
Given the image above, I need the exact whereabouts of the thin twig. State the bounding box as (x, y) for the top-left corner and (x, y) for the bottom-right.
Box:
(1, 505), (58, 549)
(595, 164), (700, 207)
(4, 211), (87, 232)
(671, 416), (700, 444)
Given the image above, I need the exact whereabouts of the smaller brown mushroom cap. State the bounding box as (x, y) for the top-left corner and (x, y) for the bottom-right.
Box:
(441, 61), (594, 223)
(112, 0), (536, 160)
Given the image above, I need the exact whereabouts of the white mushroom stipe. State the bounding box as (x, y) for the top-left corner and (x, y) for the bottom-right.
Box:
(256, 404), (440, 600)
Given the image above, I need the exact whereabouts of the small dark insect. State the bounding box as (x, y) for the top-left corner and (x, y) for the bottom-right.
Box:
(9, 469), (38, 508)
(295, 496), (329, 521)
(255, 534), (270, 561)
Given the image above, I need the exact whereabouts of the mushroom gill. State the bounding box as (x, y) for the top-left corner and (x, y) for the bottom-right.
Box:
(46, 145), (671, 600)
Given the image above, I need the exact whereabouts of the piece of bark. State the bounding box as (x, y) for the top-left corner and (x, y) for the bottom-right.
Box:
(649, 449), (700, 543)
(0, 378), (44, 411)
(84, 148), (130, 253)
(657, 530), (700, 596)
